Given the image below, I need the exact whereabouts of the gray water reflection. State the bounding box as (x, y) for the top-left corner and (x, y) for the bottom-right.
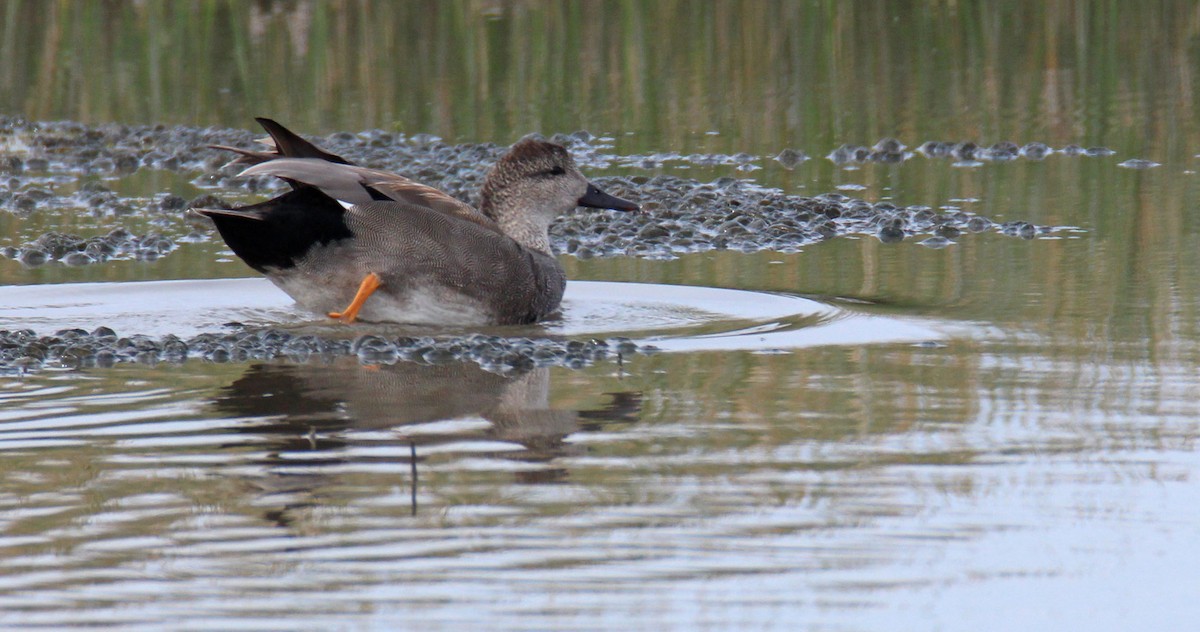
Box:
(212, 360), (643, 506)
(4, 337), (1199, 629)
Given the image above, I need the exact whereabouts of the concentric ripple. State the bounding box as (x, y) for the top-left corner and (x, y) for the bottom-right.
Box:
(0, 278), (948, 374)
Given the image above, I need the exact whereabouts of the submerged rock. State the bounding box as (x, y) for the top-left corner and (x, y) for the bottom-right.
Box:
(917, 236), (954, 249)
(917, 141), (952, 158)
(828, 144), (866, 164)
(773, 148), (808, 168)
(1118, 158), (1160, 169)
(878, 224), (905, 243)
(1021, 142), (1052, 160)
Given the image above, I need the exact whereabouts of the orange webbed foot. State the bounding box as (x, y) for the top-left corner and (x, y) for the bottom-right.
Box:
(328, 272), (383, 324)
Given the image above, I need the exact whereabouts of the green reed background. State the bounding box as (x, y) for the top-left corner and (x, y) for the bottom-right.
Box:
(2, 0), (1196, 153)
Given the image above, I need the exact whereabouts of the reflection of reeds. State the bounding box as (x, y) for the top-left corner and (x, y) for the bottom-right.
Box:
(1, 1), (1196, 153)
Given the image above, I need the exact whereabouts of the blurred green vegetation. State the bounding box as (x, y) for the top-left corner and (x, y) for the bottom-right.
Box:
(1, 0), (1197, 154)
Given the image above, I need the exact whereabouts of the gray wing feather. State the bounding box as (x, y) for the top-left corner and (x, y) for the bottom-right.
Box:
(367, 177), (480, 220)
(240, 158), (378, 205)
(241, 159), (505, 234)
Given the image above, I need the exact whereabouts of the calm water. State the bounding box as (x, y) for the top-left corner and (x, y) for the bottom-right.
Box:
(3, 1), (1200, 629)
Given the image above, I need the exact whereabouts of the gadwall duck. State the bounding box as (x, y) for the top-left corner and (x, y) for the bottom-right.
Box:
(196, 119), (637, 325)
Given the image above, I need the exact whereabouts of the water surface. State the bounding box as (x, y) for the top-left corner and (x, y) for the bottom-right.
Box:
(2, 2), (1200, 630)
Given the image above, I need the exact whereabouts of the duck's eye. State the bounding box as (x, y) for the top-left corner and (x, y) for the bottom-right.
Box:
(541, 166), (566, 177)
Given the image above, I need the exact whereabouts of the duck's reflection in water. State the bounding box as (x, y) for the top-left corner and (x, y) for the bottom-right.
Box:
(210, 358), (641, 523)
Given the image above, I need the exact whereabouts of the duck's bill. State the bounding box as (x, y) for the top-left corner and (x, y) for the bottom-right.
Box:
(578, 183), (639, 211)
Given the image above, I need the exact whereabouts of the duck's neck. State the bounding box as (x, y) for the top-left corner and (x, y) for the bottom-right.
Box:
(483, 199), (554, 254)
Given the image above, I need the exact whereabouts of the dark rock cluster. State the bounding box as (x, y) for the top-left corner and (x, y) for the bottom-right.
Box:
(554, 178), (1053, 258)
(1, 228), (179, 265)
(826, 137), (1118, 165)
(0, 118), (1082, 269)
(0, 326), (651, 375)
(0, 117), (258, 176)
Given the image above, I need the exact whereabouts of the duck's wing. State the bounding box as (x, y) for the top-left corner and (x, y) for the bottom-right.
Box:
(210, 118), (355, 168)
(240, 159), (501, 234)
(205, 144), (281, 167)
(361, 171), (481, 220)
(253, 117), (354, 164)
(240, 158), (383, 206)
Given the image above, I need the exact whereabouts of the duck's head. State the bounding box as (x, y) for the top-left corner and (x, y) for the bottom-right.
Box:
(480, 139), (638, 226)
